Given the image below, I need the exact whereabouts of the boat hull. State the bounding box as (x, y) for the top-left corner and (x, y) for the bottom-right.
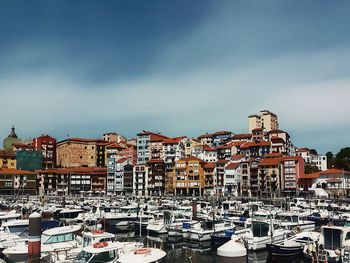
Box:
(266, 243), (303, 257)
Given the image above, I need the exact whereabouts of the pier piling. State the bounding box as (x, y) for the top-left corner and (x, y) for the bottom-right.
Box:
(28, 212), (41, 263)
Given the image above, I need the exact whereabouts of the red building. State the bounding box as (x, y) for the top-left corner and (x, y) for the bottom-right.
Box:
(33, 135), (57, 168)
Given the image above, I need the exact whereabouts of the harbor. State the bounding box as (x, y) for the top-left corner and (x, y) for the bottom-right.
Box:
(0, 195), (350, 262)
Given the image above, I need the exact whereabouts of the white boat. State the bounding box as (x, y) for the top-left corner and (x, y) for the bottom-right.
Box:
(304, 225), (350, 263)
(183, 221), (234, 242)
(73, 241), (143, 263)
(118, 247), (166, 263)
(1, 219), (28, 234)
(217, 235), (247, 263)
(103, 205), (139, 231)
(274, 212), (315, 232)
(0, 210), (21, 226)
(243, 219), (290, 251)
(3, 224), (82, 262)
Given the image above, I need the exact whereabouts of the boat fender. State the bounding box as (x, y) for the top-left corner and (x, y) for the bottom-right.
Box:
(134, 248), (151, 254)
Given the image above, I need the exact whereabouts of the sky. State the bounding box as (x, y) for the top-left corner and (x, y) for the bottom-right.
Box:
(0, 0), (349, 154)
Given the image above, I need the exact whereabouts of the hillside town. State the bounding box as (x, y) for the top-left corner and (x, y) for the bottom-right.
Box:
(0, 110), (347, 198)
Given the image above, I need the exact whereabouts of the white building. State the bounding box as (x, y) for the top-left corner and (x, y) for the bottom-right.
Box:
(163, 137), (187, 164)
(192, 144), (217, 162)
(296, 148), (327, 171)
(224, 162), (241, 196)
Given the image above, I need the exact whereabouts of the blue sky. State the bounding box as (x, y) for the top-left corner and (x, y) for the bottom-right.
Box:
(1, 0), (349, 154)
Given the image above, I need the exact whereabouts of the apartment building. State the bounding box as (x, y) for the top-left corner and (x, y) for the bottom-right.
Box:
(33, 135), (57, 168)
(171, 156), (205, 196)
(0, 168), (37, 195)
(248, 110), (279, 133)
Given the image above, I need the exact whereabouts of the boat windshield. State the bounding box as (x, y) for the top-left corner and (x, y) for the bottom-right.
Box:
(43, 233), (74, 244)
(252, 222), (269, 237)
(74, 250), (93, 263)
(275, 215), (291, 222)
(324, 228), (342, 250)
(7, 225), (28, 234)
(120, 208), (138, 213)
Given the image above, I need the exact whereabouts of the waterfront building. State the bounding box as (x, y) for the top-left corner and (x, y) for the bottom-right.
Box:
(224, 162), (241, 196)
(0, 168), (37, 195)
(203, 162), (215, 195)
(147, 159), (165, 196)
(215, 160), (228, 195)
(279, 156), (305, 196)
(33, 135), (57, 168)
(37, 167), (107, 195)
(107, 157), (132, 194)
(171, 156), (205, 196)
(248, 110), (279, 133)
(133, 164), (148, 196)
(56, 138), (108, 168)
(0, 150), (16, 169)
(258, 157), (280, 198)
(136, 130), (168, 164)
(3, 126), (22, 150)
(123, 163), (134, 195)
(298, 169), (350, 196)
(240, 159), (251, 197)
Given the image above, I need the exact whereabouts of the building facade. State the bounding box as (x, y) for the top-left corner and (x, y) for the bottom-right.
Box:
(16, 150), (43, 171)
(0, 168), (37, 195)
(248, 110), (279, 133)
(33, 135), (57, 168)
(0, 150), (16, 169)
(56, 138), (107, 168)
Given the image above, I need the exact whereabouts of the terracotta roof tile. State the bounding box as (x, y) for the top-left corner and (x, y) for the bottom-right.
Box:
(241, 141), (271, 149)
(0, 168), (36, 175)
(226, 163), (240, 170)
(204, 162), (215, 169)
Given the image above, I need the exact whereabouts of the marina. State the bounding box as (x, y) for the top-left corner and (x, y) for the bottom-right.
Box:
(0, 195), (349, 262)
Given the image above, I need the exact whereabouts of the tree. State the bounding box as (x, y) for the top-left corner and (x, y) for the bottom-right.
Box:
(336, 147), (350, 160)
(305, 164), (320, 174)
(326, 151), (334, 169)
